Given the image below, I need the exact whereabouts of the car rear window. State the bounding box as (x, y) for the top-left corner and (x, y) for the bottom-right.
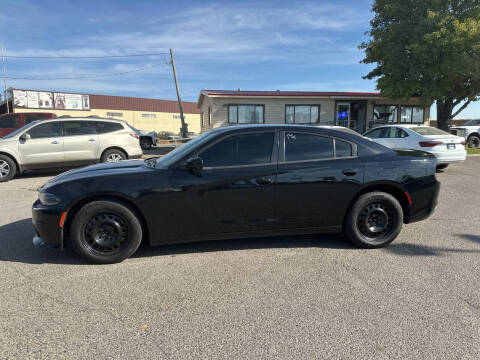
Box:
(411, 127), (450, 136)
(94, 121), (124, 134)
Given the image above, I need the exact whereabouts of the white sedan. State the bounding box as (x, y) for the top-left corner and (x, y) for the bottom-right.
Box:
(364, 125), (466, 169)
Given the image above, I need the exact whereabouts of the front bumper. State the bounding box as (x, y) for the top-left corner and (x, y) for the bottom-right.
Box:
(32, 200), (63, 248)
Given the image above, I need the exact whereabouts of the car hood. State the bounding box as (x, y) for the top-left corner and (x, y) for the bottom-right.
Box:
(43, 160), (151, 188)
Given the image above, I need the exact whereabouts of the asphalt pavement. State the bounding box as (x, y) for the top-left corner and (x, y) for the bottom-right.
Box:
(0, 158), (479, 359)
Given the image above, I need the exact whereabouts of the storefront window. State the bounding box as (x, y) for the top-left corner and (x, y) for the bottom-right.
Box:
(285, 105), (320, 124)
(228, 105), (264, 124)
(373, 105), (397, 123)
(400, 106), (424, 123)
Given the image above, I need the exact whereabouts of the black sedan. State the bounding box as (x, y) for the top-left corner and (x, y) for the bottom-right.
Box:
(33, 125), (440, 263)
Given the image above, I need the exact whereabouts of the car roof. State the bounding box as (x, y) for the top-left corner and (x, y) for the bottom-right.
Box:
(35, 116), (125, 123)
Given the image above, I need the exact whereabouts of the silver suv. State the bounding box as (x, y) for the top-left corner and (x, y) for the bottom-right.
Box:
(0, 117), (143, 182)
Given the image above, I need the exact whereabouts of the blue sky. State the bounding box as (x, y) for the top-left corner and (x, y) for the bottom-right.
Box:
(0, 0), (478, 119)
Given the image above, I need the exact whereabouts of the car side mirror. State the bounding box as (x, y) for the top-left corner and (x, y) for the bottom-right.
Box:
(185, 157), (203, 171)
(20, 133), (31, 141)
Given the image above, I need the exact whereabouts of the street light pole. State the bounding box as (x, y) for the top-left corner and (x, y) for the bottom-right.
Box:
(1, 40), (9, 113)
(169, 49), (187, 138)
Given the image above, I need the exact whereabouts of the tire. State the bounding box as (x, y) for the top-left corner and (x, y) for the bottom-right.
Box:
(467, 135), (480, 149)
(140, 137), (152, 150)
(0, 155), (17, 182)
(436, 164), (449, 170)
(70, 200), (143, 264)
(344, 192), (403, 248)
(101, 148), (127, 163)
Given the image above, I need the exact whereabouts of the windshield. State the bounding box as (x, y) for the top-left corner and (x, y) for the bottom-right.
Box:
(411, 127), (450, 136)
(156, 132), (216, 168)
(2, 122), (37, 139)
(463, 119), (480, 126)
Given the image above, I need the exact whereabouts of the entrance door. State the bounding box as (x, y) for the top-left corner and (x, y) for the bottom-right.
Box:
(336, 103), (352, 129)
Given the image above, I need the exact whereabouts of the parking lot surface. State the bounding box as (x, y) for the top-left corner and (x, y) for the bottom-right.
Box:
(1, 158), (479, 359)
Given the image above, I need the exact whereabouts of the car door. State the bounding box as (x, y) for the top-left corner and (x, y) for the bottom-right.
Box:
(19, 121), (64, 168)
(276, 131), (363, 230)
(63, 121), (99, 163)
(167, 130), (278, 239)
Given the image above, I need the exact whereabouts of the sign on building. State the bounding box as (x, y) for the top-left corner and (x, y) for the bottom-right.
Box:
(12, 89), (90, 110)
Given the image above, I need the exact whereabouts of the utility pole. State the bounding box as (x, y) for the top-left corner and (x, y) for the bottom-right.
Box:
(1, 40), (9, 113)
(169, 49), (187, 138)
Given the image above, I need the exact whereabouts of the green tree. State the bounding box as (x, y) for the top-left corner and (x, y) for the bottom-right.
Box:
(360, 0), (480, 130)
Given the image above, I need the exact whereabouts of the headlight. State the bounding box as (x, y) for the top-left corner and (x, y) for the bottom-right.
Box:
(37, 192), (61, 206)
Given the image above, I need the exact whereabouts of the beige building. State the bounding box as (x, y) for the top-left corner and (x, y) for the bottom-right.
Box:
(197, 90), (430, 134)
(1, 88), (201, 134)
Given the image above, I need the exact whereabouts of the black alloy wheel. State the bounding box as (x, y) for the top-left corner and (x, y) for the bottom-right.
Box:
(357, 202), (396, 241)
(344, 192), (403, 248)
(467, 135), (480, 149)
(70, 201), (142, 263)
(140, 137), (152, 150)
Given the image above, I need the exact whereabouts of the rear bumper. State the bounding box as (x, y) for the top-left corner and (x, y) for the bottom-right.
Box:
(432, 149), (467, 164)
(407, 179), (441, 223)
(32, 200), (63, 247)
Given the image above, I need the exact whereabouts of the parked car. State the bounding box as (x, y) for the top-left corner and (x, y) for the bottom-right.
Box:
(128, 125), (158, 150)
(364, 125), (466, 169)
(0, 117), (143, 182)
(450, 119), (480, 148)
(33, 124), (440, 263)
(0, 112), (56, 137)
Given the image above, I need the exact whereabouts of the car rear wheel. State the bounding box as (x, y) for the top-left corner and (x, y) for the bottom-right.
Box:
(0, 155), (16, 182)
(344, 192), (403, 248)
(101, 149), (127, 163)
(140, 137), (152, 150)
(70, 200), (143, 263)
(467, 135), (480, 149)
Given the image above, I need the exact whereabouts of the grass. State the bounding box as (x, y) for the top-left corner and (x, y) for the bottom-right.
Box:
(466, 148), (480, 155)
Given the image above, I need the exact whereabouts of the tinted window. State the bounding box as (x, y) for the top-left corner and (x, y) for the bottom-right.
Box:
(24, 114), (54, 124)
(463, 119), (480, 126)
(335, 139), (352, 157)
(0, 115), (19, 128)
(63, 121), (96, 136)
(365, 128), (383, 139)
(285, 133), (334, 162)
(27, 122), (62, 139)
(200, 132), (274, 167)
(93, 121), (124, 134)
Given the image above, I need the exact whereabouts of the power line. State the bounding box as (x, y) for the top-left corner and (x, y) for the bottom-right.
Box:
(4, 52), (170, 59)
(5, 63), (166, 80)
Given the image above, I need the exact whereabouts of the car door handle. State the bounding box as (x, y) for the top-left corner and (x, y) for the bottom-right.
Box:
(342, 169), (357, 176)
(256, 177), (272, 185)
(88, 138), (96, 142)
(51, 141), (59, 144)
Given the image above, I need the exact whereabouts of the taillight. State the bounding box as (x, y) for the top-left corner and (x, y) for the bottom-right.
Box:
(130, 133), (139, 139)
(461, 140), (466, 145)
(419, 141), (443, 147)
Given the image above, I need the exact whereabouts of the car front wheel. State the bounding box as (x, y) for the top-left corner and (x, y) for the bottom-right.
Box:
(0, 155), (16, 182)
(70, 200), (143, 263)
(344, 192), (403, 248)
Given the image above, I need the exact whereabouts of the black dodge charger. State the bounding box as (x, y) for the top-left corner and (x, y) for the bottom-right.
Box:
(33, 125), (440, 263)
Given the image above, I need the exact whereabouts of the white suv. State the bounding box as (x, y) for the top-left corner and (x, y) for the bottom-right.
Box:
(0, 117), (143, 182)
(450, 119), (480, 148)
